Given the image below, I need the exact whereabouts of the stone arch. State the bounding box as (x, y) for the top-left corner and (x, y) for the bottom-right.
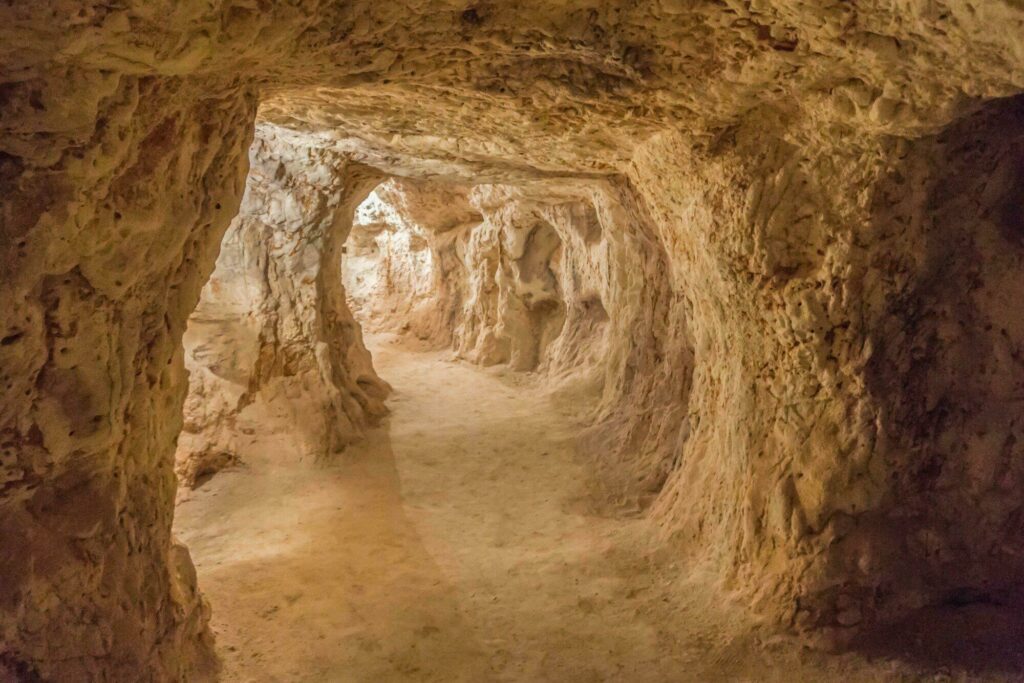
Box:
(176, 126), (390, 486)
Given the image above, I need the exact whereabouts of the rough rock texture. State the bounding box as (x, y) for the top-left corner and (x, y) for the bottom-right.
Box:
(176, 126), (388, 487)
(343, 179), (481, 347)
(343, 176), (691, 507)
(628, 98), (1024, 641)
(0, 76), (255, 679)
(347, 180), (631, 377)
(2, 0), (1024, 678)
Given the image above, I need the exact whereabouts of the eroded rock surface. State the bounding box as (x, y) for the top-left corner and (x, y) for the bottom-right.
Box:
(176, 126), (388, 487)
(629, 98), (1024, 640)
(346, 180), (615, 373)
(342, 178), (679, 487)
(343, 179), (480, 347)
(2, 0), (1024, 678)
(0, 76), (255, 680)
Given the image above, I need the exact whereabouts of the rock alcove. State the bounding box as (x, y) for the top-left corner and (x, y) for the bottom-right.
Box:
(2, 2), (1024, 680)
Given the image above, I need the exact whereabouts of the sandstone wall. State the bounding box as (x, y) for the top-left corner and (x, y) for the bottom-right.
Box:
(343, 179), (481, 347)
(0, 74), (255, 680)
(176, 125), (389, 487)
(3, 0), (1024, 677)
(626, 97), (1024, 643)
(344, 181), (624, 377)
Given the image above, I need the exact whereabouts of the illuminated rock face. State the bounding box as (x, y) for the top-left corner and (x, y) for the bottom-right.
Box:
(344, 179), (615, 373)
(175, 127), (388, 488)
(342, 179), (480, 347)
(1, 0), (1023, 678)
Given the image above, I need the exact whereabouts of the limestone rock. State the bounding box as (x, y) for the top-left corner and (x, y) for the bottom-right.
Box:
(1, 0), (1024, 678)
(343, 178), (480, 347)
(176, 126), (389, 487)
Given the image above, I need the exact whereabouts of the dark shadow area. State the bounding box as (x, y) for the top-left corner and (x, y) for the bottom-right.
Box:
(850, 594), (1024, 676)
(855, 93), (1024, 676)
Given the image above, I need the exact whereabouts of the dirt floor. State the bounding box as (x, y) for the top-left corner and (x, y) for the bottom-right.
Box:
(174, 334), (1023, 682)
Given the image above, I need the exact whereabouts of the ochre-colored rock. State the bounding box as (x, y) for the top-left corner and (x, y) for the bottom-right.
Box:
(344, 178), (481, 348)
(175, 126), (388, 487)
(1, 1), (1023, 678)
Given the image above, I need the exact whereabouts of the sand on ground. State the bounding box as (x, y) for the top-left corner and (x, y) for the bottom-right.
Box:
(174, 334), (999, 682)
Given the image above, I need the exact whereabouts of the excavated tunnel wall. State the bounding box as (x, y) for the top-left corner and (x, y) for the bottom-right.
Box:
(2, 1), (1024, 678)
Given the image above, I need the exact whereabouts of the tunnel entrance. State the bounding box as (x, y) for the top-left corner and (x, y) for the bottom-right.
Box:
(341, 177), (603, 375)
(170, 160), (620, 491)
(169, 133), (658, 679)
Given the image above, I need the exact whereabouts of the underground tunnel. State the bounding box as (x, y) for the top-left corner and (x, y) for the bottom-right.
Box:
(2, 2), (1024, 681)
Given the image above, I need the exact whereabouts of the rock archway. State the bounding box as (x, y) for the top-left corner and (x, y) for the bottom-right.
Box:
(175, 126), (388, 487)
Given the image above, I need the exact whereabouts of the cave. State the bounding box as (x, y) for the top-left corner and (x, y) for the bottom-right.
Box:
(2, 3), (1024, 681)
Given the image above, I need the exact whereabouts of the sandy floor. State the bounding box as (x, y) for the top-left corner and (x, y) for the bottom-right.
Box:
(174, 335), (1020, 682)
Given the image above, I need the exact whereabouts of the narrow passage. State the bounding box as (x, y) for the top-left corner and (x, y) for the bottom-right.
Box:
(174, 335), (911, 682)
(174, 333), (666, 680)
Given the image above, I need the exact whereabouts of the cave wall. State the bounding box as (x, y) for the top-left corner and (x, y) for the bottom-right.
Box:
(345, 180), (625, 380)
(625, 99), (1024, 642)
(0, 74), (255, 680)
(343, 178), (481, 346)
(630, 123), (906, 640)
(2, 0), (1024, 677)
(177, 125), (389, 487)
(453, 186), (576, 372)
(863, 97), (1024, 623)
